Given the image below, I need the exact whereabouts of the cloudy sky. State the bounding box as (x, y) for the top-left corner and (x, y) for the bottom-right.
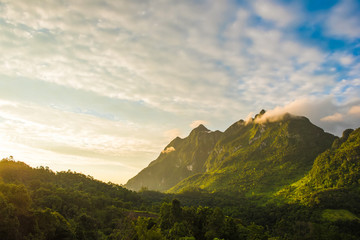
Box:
(0, 0), (359, 184)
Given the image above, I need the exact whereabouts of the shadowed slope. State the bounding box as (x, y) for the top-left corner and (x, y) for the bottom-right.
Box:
(125, 124), (222, 191)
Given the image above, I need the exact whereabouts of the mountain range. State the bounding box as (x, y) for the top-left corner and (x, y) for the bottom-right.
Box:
(1, 110), (359, 239)
(126, 110), (351, 198)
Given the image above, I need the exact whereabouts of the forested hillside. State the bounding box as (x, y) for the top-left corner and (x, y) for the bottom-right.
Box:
(0, 158), (142, 239)
(1, 115), (360, 239)
(127, 111), (336, 196)
(169, 113), (335, 194)
(0, 159), (264, 239)
(278, 128), (360, 209)
(1, 154), (360, 239)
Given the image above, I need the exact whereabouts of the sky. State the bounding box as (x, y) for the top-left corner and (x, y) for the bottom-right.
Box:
(0, 0), (359, 184)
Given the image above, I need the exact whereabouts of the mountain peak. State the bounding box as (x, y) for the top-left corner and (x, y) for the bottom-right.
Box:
(254, 109), (266, 119)
(125, 122), (221, 191)
(191, 124), (209, 133)
(126, 110), (337, 193)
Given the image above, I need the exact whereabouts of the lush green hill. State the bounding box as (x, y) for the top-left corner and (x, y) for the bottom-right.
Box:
(0, 158), (264, 240)
(0, 158), (277, 239)
(137, 123), (360, 239)
(169, 112), (335, 195)
(125, 124), (223, 191)
(127, 111), (336, 195)
(278, 128), (360, 209)
(0, 158), (143, 240)
(2, 122), (360, 239)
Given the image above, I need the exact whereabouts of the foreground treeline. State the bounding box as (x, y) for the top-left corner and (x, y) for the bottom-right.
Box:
(1, 158), (360, 239)
(138, 188), (360, 240)
(0, 158), (259, 240)
(0, 158), (142, 239)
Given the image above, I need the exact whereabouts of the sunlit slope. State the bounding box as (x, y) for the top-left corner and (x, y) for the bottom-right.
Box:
(169, 112), (336, 194)
(125, 124), (222, 191)
(278, 128), (360, 207)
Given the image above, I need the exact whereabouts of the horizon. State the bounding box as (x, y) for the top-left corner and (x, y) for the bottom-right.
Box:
(0, 0), (360, 184)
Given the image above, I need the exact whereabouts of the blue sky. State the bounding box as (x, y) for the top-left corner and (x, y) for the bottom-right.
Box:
(0, 0), (359, 184)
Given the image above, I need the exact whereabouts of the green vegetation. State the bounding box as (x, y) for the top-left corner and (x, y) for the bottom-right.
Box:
(1, 112), (360, 239)
(2, 154), (360, 239)
(0, 158), (271, 239)
(126, 125), (222, 191)
(278, 128), (360, 209)
(169, 113), (335, 196)
(322, 209), (360, 222)
(127, 112), (336, 195)
(0, 158), (142, 239)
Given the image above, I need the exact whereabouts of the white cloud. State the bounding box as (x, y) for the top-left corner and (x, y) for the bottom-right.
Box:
(340, 55), (355, 65)
(252, 0), (299, 27)
(321, 113), (344, 122)
(0, 0), (238, 117)
(349, 105), (360, 115)
(253, 98), (360, 136)
(164, 129), (182, 141)
(0, 100), (171, 172)
(332, 78), (360, 103)
(224, 8), (250, 40)
(161, 146), (175, 154)
(0, 0), (334, 118)
(325, 0), (360, 39)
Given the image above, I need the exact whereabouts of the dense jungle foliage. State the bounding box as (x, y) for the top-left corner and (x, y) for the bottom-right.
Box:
(0, 159), (263, 240)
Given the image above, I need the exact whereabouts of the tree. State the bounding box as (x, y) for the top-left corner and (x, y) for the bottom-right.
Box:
(0, 193), (20, 240)
(75, 213), (98, 240)
(171, 199), (182, 224)
(135, 217), (163, 240)
(34, 208), (74, 240)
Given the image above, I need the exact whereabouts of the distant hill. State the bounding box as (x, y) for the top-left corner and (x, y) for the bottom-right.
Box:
(126, 111), (336, 195)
